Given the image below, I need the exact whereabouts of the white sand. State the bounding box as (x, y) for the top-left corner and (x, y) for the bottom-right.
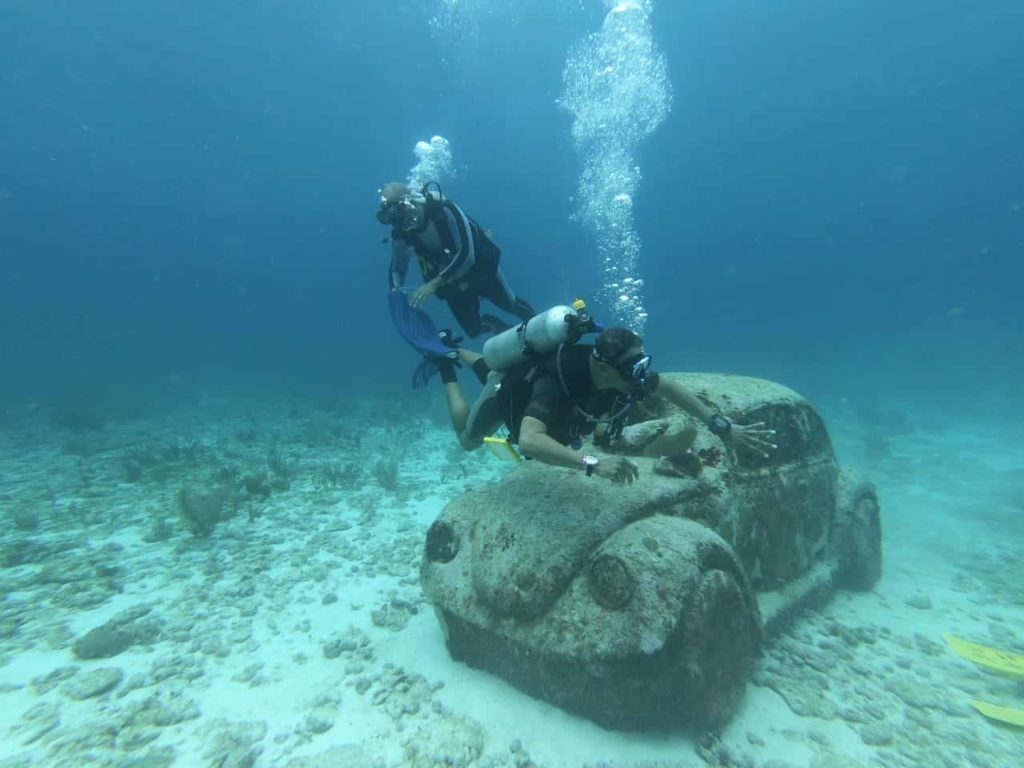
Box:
(0, 397), (1021, 767)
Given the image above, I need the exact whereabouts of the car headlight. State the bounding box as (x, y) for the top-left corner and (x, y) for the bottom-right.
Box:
(425, 520), (459, 563)
(588, 553), (635, 609)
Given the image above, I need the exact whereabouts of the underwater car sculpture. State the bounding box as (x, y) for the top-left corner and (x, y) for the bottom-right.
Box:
(420, 373), (882, 730)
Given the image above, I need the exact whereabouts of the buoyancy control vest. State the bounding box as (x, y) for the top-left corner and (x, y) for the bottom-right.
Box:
(392, 185), (500, 282)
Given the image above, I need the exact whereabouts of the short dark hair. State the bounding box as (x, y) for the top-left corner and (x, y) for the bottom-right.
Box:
(594, 327), (642, 363)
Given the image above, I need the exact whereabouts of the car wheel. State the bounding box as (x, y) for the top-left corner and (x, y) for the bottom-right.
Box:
(832, 467), (882, 590)
(675, 534), (763, 726)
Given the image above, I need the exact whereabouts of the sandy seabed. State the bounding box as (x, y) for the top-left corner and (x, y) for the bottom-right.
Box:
(0, 392), (1022, 768)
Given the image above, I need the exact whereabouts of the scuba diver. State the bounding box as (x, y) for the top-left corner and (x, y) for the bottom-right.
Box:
(377, 181), (536, 338)
(433, 305), (776, 482)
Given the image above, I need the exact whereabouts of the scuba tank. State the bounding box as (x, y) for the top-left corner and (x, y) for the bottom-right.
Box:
(482, 299), (599, 372)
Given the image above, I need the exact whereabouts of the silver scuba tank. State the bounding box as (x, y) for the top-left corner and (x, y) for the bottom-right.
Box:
(482, 304), (585, 372)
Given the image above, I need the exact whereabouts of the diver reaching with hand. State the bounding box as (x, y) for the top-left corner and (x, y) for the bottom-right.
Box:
(377, 181), (535, 338)
(433, 317), (776, 482)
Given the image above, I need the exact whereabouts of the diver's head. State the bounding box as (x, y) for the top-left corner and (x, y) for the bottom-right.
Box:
(376, 182), (422, 230)
(592, 327), (653, 394)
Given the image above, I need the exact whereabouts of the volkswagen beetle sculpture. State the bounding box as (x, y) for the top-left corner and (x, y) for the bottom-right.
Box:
(421, 374), (881, 729)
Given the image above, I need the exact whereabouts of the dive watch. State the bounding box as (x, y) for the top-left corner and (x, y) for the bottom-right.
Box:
(580, 454), (599, 477)
(707, 413), (732, 437)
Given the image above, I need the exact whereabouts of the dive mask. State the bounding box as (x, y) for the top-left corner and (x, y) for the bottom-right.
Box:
(614, 351), (653, 394)
(620, 353), (652, 383)
(376, 196), (415, 227)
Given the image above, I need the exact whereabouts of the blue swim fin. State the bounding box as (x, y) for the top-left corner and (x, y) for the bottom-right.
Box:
(387, 290), (457, 389)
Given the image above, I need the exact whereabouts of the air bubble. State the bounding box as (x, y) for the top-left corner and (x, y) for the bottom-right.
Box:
(559, 0), (670, 331)
(408, 135), (454, 190)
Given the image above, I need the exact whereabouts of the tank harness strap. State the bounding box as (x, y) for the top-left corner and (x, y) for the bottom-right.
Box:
(517, 322), (549, 362)
(554, 344), (636, 433)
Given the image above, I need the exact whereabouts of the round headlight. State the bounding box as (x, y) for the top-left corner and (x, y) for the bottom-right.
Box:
(425, 520), (459, 564)
(588, 553), (635, 609)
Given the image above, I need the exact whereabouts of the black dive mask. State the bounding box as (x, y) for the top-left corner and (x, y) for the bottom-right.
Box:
(376, 198), (414, 228)
(616, 352), (653, 394)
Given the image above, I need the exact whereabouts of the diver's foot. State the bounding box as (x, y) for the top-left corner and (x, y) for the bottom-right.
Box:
(435, 328), (462, 359)
(438, 328), (463, 356)
(480, 314), (513, 335)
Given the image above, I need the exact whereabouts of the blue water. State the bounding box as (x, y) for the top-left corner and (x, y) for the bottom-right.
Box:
(2, 1), (1021, 415)
(1, 2), (1024, 764)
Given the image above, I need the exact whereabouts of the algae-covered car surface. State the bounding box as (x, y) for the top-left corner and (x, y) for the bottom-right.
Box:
(421, 374), (882, 730)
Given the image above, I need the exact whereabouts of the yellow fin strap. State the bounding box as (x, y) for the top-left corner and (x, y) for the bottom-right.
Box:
(483, 436), (522, 463)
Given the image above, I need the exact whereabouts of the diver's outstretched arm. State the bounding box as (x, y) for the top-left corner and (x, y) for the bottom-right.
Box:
(655, 377), (775, 457)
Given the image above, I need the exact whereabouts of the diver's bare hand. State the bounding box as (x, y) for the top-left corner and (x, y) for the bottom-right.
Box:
(410, 278), (441, 308)
(725, 422), (777, 458)
(593, 456), (640, 484)
(410, 286), (431, 307)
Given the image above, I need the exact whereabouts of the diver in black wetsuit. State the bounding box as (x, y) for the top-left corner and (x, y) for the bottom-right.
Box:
(377, 181), (535, 338)
(434, 327), (777, 482)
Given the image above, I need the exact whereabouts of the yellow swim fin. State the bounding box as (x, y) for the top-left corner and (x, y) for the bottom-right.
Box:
(483, 436), (522, 463)
(944, 635), (1024, 678)
(970, 700), (1024, 727)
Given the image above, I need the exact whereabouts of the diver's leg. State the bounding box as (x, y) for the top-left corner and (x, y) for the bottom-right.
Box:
(438, 351), (491, 439)
(482, 269), (535, 322)
(479, 313), (513, 335)
(441, 379), (472, 437)
(458, 372), (506, 451)
(447, 293), (482, 338)
(511, 296), (536, 322)
(455, 348), (491, 385)
(436, 358), (472, 438)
